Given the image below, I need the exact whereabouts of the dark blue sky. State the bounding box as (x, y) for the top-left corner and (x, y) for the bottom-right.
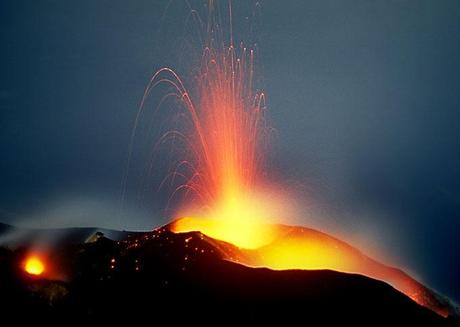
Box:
(1, 1), (459, 302)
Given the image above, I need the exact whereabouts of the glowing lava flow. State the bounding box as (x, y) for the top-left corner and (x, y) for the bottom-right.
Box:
(24, 256), (45, 276)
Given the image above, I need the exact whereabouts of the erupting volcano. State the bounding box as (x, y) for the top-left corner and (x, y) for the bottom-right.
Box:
(2, 0), (458, 324)
(127, 1), (457, 318)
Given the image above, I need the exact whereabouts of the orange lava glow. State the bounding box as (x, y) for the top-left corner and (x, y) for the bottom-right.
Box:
(173, 191), (286, 249)
(172, 215), (275, 250)
(24, 256), (45, 276)
(171, 217), (450, 318)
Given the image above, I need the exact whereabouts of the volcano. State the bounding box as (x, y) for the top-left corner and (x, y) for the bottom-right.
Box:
(0, 221), (458, 324)
(171, 217), (456, 318)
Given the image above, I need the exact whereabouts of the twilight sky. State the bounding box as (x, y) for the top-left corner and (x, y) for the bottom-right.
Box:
(1, 1), (459, 302)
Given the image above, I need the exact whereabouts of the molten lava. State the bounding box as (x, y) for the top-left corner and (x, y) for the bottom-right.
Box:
(24, 256), (45, 276)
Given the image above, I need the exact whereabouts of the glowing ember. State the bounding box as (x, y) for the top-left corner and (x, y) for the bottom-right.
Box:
(24, 256), (45, 276)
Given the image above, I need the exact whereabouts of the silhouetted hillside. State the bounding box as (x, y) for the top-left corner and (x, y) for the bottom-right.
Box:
(0, 224), (457, 325)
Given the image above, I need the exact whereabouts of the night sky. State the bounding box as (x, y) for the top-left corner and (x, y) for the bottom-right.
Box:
(1, 1), (460, 302)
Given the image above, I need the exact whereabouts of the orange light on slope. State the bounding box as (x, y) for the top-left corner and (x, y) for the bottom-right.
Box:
(171, 217), (449, 317)
(24, 256), (45, 276)
(250, 231), (357, 270)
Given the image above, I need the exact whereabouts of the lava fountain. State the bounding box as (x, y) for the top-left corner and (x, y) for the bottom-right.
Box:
(132, 1), (452, 318)
(130, 1), (281, 250)
(146, 42), (277, 249)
